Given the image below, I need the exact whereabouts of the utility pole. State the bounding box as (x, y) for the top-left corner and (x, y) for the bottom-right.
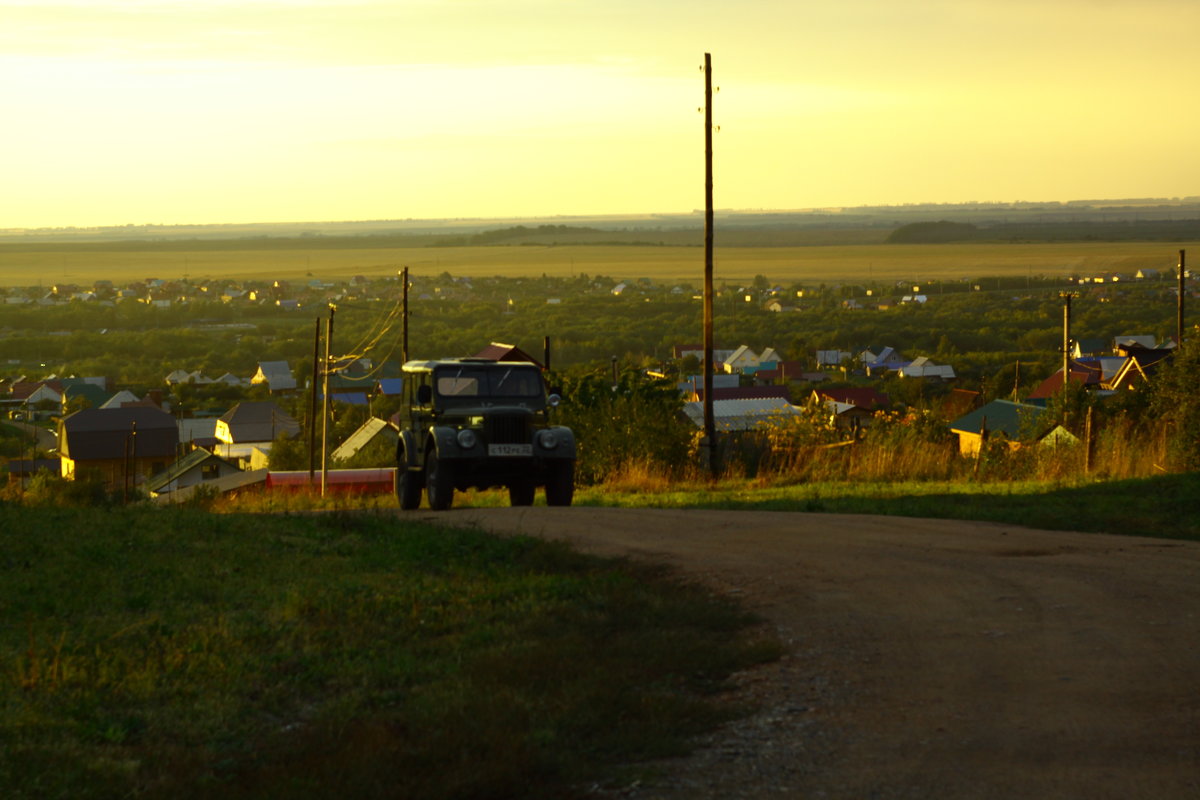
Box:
(1178, 249), (1186, 348)
(308, 317), (321, 480)
(401, 266), (410, 363)
(702, 52), (718, 479)
(1060, 291), (1076, 409)
(321, 305), (335, 497)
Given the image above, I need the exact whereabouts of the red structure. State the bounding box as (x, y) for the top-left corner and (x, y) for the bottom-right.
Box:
(266, 469), (396, 495)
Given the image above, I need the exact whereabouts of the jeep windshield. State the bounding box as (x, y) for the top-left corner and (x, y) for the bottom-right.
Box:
(433, 365), (543, 400)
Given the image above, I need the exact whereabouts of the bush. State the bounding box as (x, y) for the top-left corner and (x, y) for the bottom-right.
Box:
(19, 470), (123, 508)
(556, 370), (694, 484)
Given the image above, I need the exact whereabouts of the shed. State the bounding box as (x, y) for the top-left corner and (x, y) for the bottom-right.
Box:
(331, 417), (398, 462)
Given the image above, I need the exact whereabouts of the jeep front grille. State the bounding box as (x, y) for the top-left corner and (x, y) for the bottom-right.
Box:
(485, 414), (531, 445)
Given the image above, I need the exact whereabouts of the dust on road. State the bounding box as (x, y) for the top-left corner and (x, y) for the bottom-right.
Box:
(413, 506), (1200, 800)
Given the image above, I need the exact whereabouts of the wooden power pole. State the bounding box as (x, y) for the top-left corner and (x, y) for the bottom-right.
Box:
(702, 52), (717, 478)
(321, 305), (335, 497)
(1060, 291), (1075, 404)
(308, 317), (321, 480)
(1178, 249), (1186, 348)
(401, 266), (410, 363)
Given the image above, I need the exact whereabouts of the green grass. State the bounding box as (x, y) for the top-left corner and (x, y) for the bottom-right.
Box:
(0, 507), (778, 800)
(575, 472), (1200, 541)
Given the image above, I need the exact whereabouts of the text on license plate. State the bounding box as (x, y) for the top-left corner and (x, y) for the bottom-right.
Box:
(488, 443), (532, 457)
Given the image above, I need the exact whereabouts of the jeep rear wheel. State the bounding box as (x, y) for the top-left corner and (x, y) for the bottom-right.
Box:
(545, 460), (575, 507)
(425, 449), (455, 511)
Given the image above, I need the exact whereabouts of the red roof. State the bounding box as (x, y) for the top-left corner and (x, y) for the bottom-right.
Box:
(471, 342), (543, 368)
(9, 380), (64, 401)
(1026, 363), (1102, 400)
(672, 343), (705, 358)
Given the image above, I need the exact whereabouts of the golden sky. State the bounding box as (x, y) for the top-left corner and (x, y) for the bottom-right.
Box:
(2, 0), (1198, 228)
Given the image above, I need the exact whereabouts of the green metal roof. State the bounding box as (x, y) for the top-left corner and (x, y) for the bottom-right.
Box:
(949, 399), (1047, 439)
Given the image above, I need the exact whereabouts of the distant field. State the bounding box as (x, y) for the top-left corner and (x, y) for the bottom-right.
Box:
(0, 240), (1192, 288)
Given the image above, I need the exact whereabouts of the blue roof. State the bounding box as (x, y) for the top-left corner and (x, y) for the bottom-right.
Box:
(378, 378), (404, 396)
(328, 392), (369, 406)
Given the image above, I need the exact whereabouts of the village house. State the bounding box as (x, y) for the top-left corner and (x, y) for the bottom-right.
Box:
(1071, 338), (1109, 358)
(682, 397), (801, 432)
(672, 344), (737, 369)
(145, 449), (242, 497)
(751, 360), (808, 385)
(59, 406), (179, 490)
(898, 357), (956, 380)
(812, 387), (890, 411)
(948, 399), (1047, 457)
(1106, 348), (1174, 392)
(722, 345), (779, 375)
(1026, 364), (1103, 403)
(859, 346), (907, 376)
(214, 401), (300, 468)
(816, 350), (853, 369)
(251, 361), (297, 393)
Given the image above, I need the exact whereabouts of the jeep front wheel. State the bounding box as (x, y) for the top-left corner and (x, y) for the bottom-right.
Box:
(425, 449), (455, 511)
(545, 460), (575, 507)
(508, 480), (535, 507)
(396, 444), (423, 511)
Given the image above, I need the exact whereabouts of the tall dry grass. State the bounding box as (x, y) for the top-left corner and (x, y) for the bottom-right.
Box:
(597, 406), (1169, 493)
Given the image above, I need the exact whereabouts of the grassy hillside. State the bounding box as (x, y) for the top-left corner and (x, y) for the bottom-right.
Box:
(0, 507), (777, 799)
(576, 473), (1200, 542)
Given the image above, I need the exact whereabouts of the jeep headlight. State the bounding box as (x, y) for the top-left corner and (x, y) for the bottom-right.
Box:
(536, 430), (558, 450)
(456, 429), (478, 449)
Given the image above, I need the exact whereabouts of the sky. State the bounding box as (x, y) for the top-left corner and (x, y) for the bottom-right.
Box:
(2, 0), (1198, 228)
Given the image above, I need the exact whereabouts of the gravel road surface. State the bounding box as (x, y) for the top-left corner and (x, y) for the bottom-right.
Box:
(414, 506), (1200, 800)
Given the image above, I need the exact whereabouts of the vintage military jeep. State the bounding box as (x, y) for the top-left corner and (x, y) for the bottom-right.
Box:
(394, 358), (576, 510)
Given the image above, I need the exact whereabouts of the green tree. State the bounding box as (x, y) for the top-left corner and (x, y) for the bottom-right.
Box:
(267, 431), (308, 471)
(555, 370), (693, 484)
(1148, 342), (1200, 470)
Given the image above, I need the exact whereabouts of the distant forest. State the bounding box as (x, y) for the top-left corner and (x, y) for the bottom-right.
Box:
(5, 197), (1199, 249)
(887, 218), (1200, 245)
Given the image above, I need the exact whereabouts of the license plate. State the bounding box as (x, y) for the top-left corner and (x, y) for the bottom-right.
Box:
(488, 443), (532, 457)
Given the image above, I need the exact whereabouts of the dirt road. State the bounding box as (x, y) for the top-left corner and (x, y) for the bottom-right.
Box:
(414, 507), (1200, 799)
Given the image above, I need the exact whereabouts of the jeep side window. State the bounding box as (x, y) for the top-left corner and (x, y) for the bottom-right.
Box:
(417, 382), (433, 404)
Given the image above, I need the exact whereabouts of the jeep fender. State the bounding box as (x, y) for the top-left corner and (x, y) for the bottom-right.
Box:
(398, 429), (422, 469)
(539, 425), (577, 460)
(427, 426), (465, 460)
